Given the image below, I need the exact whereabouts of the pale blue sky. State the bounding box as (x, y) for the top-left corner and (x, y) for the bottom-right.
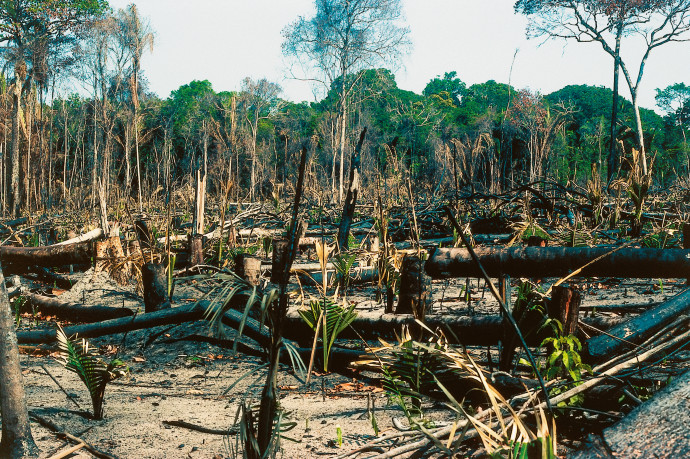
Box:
(107, 0), (690, 112)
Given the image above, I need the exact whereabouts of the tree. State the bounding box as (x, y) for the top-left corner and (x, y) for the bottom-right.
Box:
(0, 262), (38, 457)
(240, 77), (281, 201)
(116, 4), (154, 211)
(282, 0), (410, 202)
(423, 71), (466, 106)
(515, 0), (690, 179)
(0, 0), (108, 216)
(656, 82), (690, 175)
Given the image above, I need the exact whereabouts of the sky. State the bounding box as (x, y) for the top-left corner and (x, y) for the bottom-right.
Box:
(106, 0), (690, 112)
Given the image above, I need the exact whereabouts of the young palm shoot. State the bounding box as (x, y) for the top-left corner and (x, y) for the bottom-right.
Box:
(56, 326), (129, 420)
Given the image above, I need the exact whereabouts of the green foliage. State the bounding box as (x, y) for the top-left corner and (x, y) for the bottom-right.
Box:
(540, 328), (592, 407)
(298, 297), (357, 372)
(56, 326), (129, 419)
(331, 252), (357, 292)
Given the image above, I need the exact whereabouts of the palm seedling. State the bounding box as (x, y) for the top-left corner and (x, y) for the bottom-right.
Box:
(56, 326), (129, 420)
(298, 297), (357, 372)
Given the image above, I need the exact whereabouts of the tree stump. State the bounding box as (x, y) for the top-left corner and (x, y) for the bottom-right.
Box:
(141, 262), (170, 313)
(548, 285), (581, 336)
(235, 254), (262, 286)
(135, 219), (152, 249)
(271, 239), (289, 284)
(188, 234), (204, 267)
(94, 236), (129, 286)
(395, 254), (432, 320)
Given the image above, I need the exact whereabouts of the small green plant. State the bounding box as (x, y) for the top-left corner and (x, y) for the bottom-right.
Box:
(331, 252), (357, 293)
(299, 297), (357, 372)
(56, 326), (129, 419)
(538, 322), (592, 407)
(11, 296), (26, 328)
(262, 236), (273, 258)
(335, 425), (343, 448)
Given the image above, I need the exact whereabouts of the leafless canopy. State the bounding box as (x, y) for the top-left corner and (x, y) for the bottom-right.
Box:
(282, 0), (411, 93)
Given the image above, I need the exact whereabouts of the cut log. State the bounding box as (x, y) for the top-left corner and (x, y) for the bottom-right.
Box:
(25, 292), (133, 322)
(282, 310), (625, 345)
(426, 246), (690, 279)
(141, 262), (171, 313)
(17, 303), (205, 344)
(1, 241), (94, 268)
(584, 288), (690, 363)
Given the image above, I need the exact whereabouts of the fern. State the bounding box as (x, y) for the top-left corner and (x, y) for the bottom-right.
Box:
(56, 326), (129, 419)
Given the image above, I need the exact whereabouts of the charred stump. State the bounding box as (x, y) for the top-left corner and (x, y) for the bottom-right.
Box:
(395, 254), (433, 321)
(141, 262), (170, 313)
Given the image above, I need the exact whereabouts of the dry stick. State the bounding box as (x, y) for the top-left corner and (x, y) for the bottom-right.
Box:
(162, 419), (238, 436)
(46, 442), (86, 459)
(40, 364), (81, 410)
(591, 315), (688, 374)
(443, 206), (553, 416)
(29, 412), (118, 459)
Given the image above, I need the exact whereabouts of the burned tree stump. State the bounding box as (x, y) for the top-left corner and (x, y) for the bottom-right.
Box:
(235, 254), (262, 286)
(94, 236), (129, 286)
(395, 255), (432, 320)
(188, 234), (204, 267)
(271, 239), (289, 284)
(548, 285), (581, 336)
(141, 262), (170, 313)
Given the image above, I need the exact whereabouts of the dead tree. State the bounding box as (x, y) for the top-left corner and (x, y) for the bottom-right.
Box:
(336, 128), (366, 252)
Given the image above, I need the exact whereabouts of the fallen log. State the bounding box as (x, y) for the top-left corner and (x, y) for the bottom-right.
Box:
(283, 310), (625, 345)
(1, 241), (94, 268)
(25, 293), (134, 322)
(56, 228), (104, 246)
(426, 246), (690, 279)
(583, 288), (690, 363)
(16, 303), (204, 344)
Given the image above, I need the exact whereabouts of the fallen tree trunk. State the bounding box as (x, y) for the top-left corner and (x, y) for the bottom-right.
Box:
(56, 228), (104, 246)
(283, 310), (625, 345)
(1, 241), (94, 268)
(584, 287), (690, 363)
(426, 246), (690, 279)
(25, 293), (134, 322)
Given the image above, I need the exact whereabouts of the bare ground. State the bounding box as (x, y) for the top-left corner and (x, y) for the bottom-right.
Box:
(11, 266), (688, 458)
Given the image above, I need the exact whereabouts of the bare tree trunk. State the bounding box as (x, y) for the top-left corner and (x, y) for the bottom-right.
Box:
(0, 262), (38, 458)
(9, 65), (24, 217)
(336, 128), (366, 251)
(608, 26), (622, 183)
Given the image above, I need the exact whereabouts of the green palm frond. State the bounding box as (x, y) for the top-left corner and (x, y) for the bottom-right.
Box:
(298, 297), (357, 371)
(56, 326), (129, 419)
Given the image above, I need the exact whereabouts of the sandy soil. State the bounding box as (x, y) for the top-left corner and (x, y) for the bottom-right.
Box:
(11, 265), (687, 458)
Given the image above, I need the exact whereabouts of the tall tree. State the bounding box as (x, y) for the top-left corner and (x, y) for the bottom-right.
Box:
(282, 0), (410, 201)
(116, 4), (153, 211)
(0, 0), (108, 216)
(515, 0), (690, 178)
(240, 77), (281, 202)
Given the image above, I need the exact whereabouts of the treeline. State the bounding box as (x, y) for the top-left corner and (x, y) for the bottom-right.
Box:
(1, 9), (688, 218)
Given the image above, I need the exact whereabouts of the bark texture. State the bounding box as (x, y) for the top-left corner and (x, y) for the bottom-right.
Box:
(0, 262), (38, 457)
(426, 247), (690, 279)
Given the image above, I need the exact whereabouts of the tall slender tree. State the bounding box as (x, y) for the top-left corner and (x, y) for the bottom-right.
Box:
(0, 0), (108, 216)
(282, 0), (410, 201)
(515, 0), (690, 178)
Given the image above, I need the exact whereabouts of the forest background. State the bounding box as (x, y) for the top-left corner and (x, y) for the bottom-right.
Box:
(1, 0), (690, 219)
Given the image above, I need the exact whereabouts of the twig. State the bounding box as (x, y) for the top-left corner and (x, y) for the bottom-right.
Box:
(29, 411), (118, 459)
(40, 364), (81, 410)
(162, 419), (238, 435)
